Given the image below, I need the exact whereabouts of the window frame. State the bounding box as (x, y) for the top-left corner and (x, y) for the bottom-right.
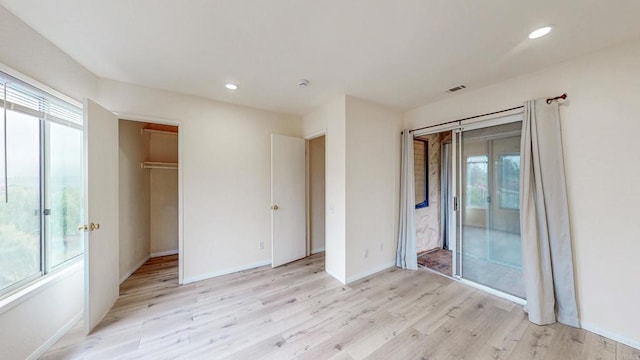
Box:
(0, 67), (84, 300)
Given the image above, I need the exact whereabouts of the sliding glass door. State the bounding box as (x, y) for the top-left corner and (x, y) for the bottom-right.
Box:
(453, 120), (524, 298)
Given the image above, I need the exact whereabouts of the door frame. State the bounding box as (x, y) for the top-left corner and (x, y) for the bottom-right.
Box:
(113, 112), (185, 284)
(412, 112), (525, 305)
(304, 130), (327, 257)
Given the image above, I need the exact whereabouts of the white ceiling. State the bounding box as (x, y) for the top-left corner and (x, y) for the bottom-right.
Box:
(2, 0), (640, 115)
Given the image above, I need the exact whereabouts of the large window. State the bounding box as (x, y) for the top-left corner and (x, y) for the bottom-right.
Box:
(0, 72), (83, 295)
(466, 155), (488, 208)
(499, 154), (520, 210)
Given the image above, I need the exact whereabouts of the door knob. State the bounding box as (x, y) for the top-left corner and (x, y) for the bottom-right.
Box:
(89, 223), (100, 231)
(271, 205), (279, 210)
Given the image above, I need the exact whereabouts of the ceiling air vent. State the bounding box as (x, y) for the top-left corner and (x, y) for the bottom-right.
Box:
(446, 85), (467, 93)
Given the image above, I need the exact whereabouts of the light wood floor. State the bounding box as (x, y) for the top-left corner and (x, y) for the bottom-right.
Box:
(42, 254), (640, 359)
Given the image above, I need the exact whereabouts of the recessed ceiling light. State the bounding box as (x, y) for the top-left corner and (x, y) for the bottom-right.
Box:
(528, 26), (552, 39)
(225, 83), (238, 90)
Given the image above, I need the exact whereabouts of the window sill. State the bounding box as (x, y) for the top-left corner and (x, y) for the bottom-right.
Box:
(0, 258), (83, 315)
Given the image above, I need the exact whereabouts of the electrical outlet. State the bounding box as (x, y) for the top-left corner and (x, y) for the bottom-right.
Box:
(259, 241), (264, 250)
(364, 249), (369, 258)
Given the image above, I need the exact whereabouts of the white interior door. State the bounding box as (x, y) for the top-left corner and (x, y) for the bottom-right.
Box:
(84, 99), (119, 333)
(271, 134), (306, 267)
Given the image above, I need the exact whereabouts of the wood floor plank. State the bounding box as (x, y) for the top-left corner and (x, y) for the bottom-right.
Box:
(579, 331), (616, 360)
(508, 323), (556, 360)
(39, 253), (639, 360)
(617, 342), (640, 360)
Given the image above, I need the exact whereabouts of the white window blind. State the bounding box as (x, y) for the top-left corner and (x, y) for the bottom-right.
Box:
(0, 72), (82, 130)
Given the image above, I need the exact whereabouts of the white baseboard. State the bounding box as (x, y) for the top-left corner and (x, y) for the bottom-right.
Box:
(27, 311), (83, 360)
(119, 255), (150, 284)
(311, 247), (325, 254)
(150, 249), (178, 258)
(325, 267), (346, 285)
(582, 321), (640, 350)
(183, 259), (272, 285)
(345, 261), (395, 284)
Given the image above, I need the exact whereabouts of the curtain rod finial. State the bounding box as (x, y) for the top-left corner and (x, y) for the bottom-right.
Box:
(546, 93), (567, 104)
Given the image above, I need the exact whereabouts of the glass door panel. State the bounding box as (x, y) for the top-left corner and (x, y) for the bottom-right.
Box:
(460, 122), (524, 298)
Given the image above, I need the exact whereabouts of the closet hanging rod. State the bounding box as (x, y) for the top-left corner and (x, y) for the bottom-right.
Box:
(406, 93), (567, 134)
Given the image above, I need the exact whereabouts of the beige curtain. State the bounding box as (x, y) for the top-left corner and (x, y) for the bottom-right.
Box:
(396, 130), (418, 270)
(520, 98), (580, 327)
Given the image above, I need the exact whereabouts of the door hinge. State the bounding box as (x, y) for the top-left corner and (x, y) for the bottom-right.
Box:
(453, 196), (458, 211)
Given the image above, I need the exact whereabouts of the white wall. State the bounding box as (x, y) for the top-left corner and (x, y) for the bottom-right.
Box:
(345, 96), (402, 282)
(0, 263), (83, 360)
(149, 132), (179, 256)
(118, 120), (151, 282)
(309, 136), (326, 254)
(0, 7), (96, 360)
(303, 95), (347, 282)
(0, 6), (97, 103)
(303, 96), (402, 284)
(405, 39), (640, 348)
(97, 79), (302, 283)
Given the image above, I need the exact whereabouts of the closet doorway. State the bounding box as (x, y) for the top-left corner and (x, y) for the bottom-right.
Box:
(118, 119), (181, 285)
(306, 134), (326, 256)
(415, 114), (524, 302)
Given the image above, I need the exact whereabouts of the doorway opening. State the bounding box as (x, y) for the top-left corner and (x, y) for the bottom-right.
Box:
(270, 132), (325, 269)
(307, 135), (325, 256)
(415, 115), (525, 301)
(118, 120), (179, 285)
(414, 131), (453, 277)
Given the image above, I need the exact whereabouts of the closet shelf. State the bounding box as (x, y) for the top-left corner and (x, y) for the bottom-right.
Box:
(141, 161), (178, 170)
(141, 128), (178, 136)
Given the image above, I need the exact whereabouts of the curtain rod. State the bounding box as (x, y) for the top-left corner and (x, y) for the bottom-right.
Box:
(407, 93), (567, 134)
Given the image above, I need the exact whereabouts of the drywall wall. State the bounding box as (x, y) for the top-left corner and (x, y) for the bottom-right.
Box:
(0, 7), (96, 360)
(303, 95), (346, 282)
(303, 96), (401, 284)
(149, 131), (179, 256)
(0, 7), (97, 102)
(97, 79), (302, 283)
(415, 134), (442, 252)
(345, 96), (402, 283)
(0, 262), (83, 360)
(118, 120), (151, 281)
(405, 39), (640, 348)
(309, 136), (326, 254)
